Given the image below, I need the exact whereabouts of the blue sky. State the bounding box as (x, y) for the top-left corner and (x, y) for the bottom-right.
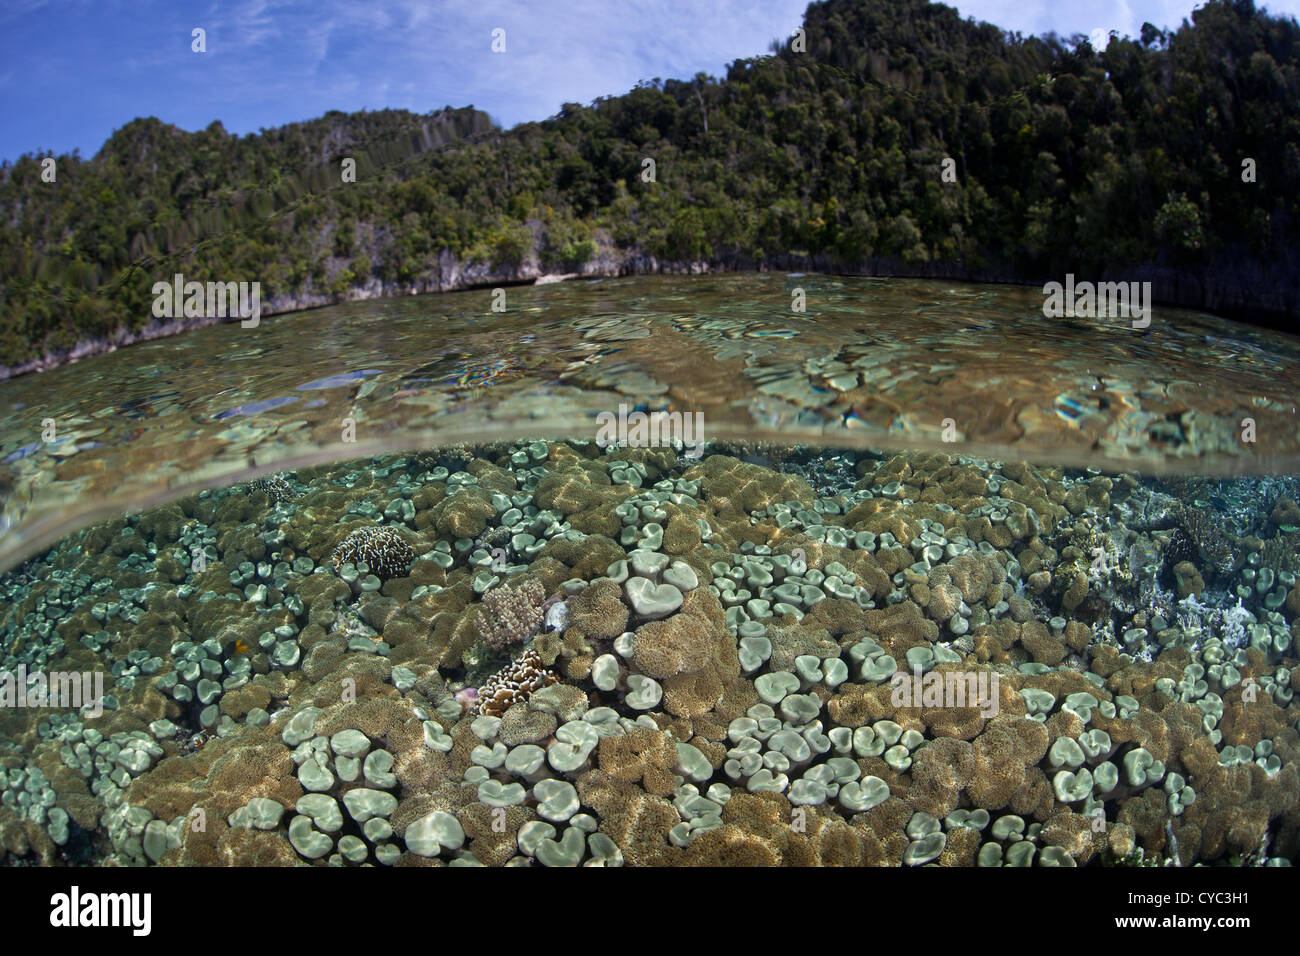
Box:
(2, 0), (1298, 162)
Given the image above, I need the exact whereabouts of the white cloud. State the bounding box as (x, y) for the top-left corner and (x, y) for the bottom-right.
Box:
(172, 0), (1296, 130)
(8, 0), (1300, 158)
(952, 0), (1298, 39)
(0, 0), (61, 22)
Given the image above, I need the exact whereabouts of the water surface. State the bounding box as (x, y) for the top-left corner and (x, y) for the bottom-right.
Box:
(2, 274), (1297, 575)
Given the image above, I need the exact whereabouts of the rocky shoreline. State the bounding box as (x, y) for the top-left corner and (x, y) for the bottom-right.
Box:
(4, 239), (1296, 381)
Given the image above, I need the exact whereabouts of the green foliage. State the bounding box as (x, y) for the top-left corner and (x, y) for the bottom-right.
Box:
(490, 221), (534, 268)
(539, 215), (597, 267)
(1, 0), (1298, 365)
(1154, 193), (1205, 252)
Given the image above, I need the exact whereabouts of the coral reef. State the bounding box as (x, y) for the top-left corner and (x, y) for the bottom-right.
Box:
(249, 475), (297, 503)
(1180, 505), (1237, 579)
(476, 578), (547, 650)
(473, 648), (560, 718)
(330, 525), (414, 580)
(0, 441), (1296, 869)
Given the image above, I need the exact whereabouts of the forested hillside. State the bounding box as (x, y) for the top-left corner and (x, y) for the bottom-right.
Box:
(2, 0), (1298, 370)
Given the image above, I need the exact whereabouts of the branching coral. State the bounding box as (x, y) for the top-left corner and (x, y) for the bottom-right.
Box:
(1175, 594), (1252, 651)
(473, 647), (559, 718)
(1260, 534), (1300, 577)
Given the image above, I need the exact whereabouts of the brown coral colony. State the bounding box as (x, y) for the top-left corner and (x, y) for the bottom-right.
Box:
(473, 648), (560, 718)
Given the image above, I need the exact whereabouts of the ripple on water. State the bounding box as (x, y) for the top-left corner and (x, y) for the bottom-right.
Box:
(0, 273), (1297, 574)
(213, 396), (300, 420)
(296, 370), (386, 390)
